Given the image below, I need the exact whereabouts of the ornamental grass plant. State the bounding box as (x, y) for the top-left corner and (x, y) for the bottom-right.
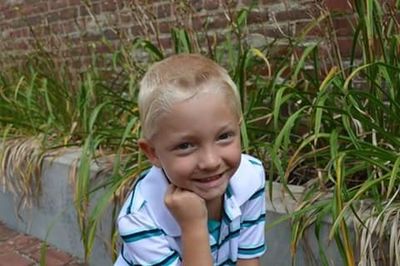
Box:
(0, 0), (399, 265)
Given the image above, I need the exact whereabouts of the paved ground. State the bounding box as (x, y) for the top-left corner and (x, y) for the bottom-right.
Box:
(0, 221), (85, 266)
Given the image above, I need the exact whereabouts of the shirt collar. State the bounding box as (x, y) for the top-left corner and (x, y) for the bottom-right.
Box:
(223, 154), (262, 222)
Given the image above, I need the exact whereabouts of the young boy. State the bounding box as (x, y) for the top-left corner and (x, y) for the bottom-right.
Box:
(114, 54), (266, 266)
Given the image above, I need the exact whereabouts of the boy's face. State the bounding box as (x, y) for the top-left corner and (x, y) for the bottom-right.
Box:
(139, 90), (241, 202)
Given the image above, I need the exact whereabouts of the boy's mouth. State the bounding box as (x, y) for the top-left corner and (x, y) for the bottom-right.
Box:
(196, 173), (223, 183)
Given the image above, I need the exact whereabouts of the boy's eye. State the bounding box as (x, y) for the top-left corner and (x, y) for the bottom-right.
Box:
(176, 142), (192, 150)
(218, 132), (233, 141)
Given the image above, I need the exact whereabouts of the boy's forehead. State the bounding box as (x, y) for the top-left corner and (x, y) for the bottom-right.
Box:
(151, 91), (239, 137)
(163, 90), (239, 121)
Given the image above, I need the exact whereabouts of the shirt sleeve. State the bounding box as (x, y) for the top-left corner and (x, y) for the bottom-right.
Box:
(114, 210), (181, 266)
(237, 165), (267, 259)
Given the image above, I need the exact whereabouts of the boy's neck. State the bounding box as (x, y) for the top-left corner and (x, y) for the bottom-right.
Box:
(206, 195), (224, 221)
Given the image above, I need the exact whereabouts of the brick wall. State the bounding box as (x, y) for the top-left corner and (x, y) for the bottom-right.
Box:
(0, 0), (352, 69)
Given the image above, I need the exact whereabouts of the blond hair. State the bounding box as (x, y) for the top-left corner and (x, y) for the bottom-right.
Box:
(139, 53), (242, 139)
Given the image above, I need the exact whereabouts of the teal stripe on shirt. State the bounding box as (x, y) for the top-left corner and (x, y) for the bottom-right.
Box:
(152, 250), (180, 266)
(219, 228), (240, 246)
(249, 187), (265, 200)
(248, 158), (262, 165)
(217, 258), (236, 266)
(238, 243), (266, 255)
(126, 171), (149, 215)
(120, 244), (134, 266)
(121, 228), (164, 243)
(241, 213), (266, 228)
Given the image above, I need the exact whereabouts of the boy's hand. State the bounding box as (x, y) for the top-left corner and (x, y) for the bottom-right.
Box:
(165, 184), (213, 265)
(164, 184), (208, 231)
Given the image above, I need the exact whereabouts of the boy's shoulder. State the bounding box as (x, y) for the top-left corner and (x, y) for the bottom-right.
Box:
(117, 167), (181, 236)
(239, 153), (265, 181)
(241, 153), (264, 169)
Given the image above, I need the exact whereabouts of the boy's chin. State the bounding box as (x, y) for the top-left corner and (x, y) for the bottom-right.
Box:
(196, 186), (228, 201)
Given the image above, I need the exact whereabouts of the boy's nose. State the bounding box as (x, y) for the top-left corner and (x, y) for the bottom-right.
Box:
(198, 146), (221, 171)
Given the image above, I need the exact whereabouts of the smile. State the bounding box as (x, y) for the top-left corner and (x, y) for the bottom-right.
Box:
(197, 174), (223, 183)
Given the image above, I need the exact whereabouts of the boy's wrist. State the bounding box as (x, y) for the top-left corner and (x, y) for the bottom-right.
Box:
(180, 219), (208, 233)
(181, 220), (213, 266)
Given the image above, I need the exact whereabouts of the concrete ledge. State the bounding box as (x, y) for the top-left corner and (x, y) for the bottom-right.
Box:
(0, 149), (113, 266)
(0, 151), (344, 265)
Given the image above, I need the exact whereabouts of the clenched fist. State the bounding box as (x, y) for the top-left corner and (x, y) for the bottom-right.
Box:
(164, 184), (208, 232)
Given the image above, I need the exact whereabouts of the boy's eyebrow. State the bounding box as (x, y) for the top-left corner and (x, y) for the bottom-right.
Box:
(218, 122), (239, 131)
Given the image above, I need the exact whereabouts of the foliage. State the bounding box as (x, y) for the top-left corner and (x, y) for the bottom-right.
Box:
(0, 0), (399, 265)
(264, 0), (400, 265)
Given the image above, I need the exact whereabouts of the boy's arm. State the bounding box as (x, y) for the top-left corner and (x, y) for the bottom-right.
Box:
(165, 185), (213, 266)
(180, 220), (213, 266)
(237, 258), (261, 266)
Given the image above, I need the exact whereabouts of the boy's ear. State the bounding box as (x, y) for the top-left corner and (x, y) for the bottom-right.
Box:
(138, 138), (161, 168)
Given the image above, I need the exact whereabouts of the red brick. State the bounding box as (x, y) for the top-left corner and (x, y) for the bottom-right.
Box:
(192, 15), (206, 31)
(332, 16), (355, 37)
(12, 235), (41, 252)
(16, 41), (30, 50)
(19, 27), (29, 37)
(0, 242), (14, 255)
(204, 0), (219, 10)
(30, 247), (74, 265)
(79, 3), (100, 16)
(0, 223), (19, 241)
(240, 0), (256, 6)
(275, 9), (310, 21)
(207, 14), (228, 29)
(93, 43), (112, 53)
(72, 57), (83, 68)
(49, 22), (62, 34)
(20, 2), (48, 16)
(0, 3), (6, 12)
(24, 15), (43, 26)
(325, 0), (352, 12)
(61, 22), (76, 34)
(189, 0), (204, 12)
(0, 252), (34, 266)
(83, 33), (102, 42)
(337, 37), (358, 57)
(4, 8), (18, 19)
(248, 9), (269, 24)
(32, 25), (51, 37)
(104, 28), (119, 40)
(295, 21), (323, 37)
(49, 0), (68, 11)
(130, 24), (142, 36)
(120, 12), (132, 24)
(159, 37), (172, 50)
(261, 0), (280, 4)
(65, 262), (87, 266)
(68, 0), (82, 6)
(58, 7), (78, 20)
(156, 3), (171, 18)
(102, 0), (124, 12)
(47, 11), (60, 23)
(158, 21), (171, 34)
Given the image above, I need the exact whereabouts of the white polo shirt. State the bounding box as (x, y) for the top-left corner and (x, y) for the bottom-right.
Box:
(114, 154), (266, 265)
